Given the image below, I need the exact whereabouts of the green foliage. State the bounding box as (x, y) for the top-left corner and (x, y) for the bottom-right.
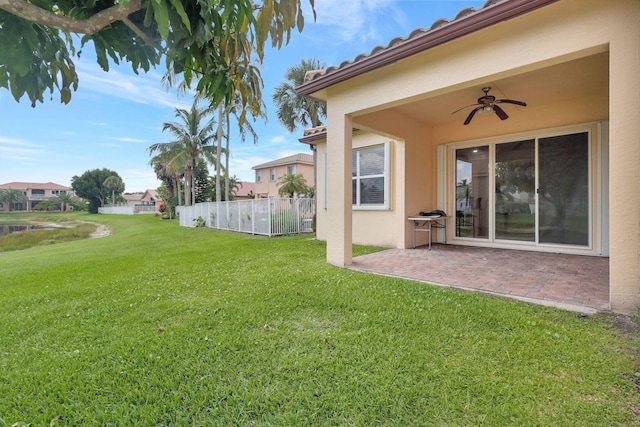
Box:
(103, 175), (125, 205)
(193, 216), (205, 227)
(0, 0), (315, 115)
(193, 159), (211, 203)
(0, 214), (639, 425)
(209, 175), (242, 201)
(71, 168), (124, 213)
(0, 188), (28, 211)
(148, 98), (218, 206)
(277, 173), (308, 197)
(273, 57), (327, 132)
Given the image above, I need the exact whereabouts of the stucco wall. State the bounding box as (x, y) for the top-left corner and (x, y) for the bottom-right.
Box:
(311, 0), (640, 312)
(253, 163), (314, 198)
(315, 131), (403, 247)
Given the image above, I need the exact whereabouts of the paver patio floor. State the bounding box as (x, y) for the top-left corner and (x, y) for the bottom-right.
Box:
(349, 244), (609, 313)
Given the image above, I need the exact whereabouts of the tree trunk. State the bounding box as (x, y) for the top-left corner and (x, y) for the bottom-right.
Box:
(215, 103), (224, 203)
(174, 175), (183, 206)
(225, 116), (230, 201)
(184, 163), (192, 206)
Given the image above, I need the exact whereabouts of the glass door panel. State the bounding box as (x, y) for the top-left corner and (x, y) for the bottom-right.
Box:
(455, 146), (489, 239)
(495, 140), (536, 241)
(538, 132), (589, 246)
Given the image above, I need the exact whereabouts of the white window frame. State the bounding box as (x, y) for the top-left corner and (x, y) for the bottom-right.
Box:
(270, 168), (276, 181)
(256, 170), (262, 183)
(352, 141), (391, 210)
(287, 165), (296, 175)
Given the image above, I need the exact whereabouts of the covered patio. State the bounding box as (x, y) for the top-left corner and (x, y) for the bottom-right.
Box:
(349, 245), (609, 313)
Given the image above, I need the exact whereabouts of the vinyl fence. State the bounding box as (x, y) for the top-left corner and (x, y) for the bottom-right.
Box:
(98, 205), (157, 215)
(176, 198), (315, 237)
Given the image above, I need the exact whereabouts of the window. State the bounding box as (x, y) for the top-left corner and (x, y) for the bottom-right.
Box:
(287, 165), (296, 175)
(256, 170), (262, 183)
(352, 142), (390, 209)
(270, 168), (276, 181)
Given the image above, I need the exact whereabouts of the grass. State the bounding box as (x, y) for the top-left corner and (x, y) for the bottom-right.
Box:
(0, 212), (639, 426)
(0, 213), (96, 252)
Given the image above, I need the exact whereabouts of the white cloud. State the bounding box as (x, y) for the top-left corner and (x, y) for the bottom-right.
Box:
(111, 137), (149, 143)
(121, 168), (161, 193)
(0, 137), (47, 160)
(307, 0), (405, 43)
(75, 60), (188, 110)
(0, 136), (40, 147)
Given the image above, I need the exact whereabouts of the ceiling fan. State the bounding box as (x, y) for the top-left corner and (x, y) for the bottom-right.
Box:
(453, 87), (527, 125)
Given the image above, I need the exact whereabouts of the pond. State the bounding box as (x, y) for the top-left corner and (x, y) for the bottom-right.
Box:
(0, 224), (56, 236)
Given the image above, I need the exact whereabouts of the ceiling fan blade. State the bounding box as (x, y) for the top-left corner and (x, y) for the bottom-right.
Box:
(495, 99), (527, 107)
(452, 103), (480, 114)
(463, 106), (483, 125)
(493, 104), (509, 120)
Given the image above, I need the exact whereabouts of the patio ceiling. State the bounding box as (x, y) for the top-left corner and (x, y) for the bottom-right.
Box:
(386, 51), (609, 127)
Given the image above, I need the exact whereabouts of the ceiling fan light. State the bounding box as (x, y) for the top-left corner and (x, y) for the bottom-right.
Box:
(485, 105), (494, 114)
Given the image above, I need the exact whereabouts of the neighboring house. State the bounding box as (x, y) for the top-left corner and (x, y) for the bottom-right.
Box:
(234, 182), (256, 200)
(0, 182), (73, 212)
(296, 0), (640, 314)
(251, 153), (314, 198)
(121, 189), (162, 213)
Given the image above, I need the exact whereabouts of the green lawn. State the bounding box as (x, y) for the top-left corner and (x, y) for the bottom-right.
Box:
(1, 213), (639, 426)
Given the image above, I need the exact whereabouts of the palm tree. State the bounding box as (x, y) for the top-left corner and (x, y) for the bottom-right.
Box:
(149, 98), (218, 206)
(273, 58), (327, 132)
(52, 192), (75, 211)
(215, 99), (262, 202)
(149, 147), (185, 206)
(0, 188), (28, 212)
(103, 175), (124, 206)
(277, 173), (308, 198)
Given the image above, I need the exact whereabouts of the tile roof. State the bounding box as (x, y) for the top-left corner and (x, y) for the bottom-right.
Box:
(297, 0), (559, 96)
(0, 181), (71, 190)
(234, 182), (256, 197)
(252, 153), (314, 170)
(299, 126), (328, 144)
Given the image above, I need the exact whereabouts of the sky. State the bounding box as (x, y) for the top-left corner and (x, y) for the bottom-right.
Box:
(0, 0), (484, 193)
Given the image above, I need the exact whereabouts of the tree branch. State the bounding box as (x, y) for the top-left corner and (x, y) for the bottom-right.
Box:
(122, 17), (156, 46)
(0, 0), (143, 35)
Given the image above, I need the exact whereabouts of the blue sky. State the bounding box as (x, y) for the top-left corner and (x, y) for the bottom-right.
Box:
(0, 0), (483, 192)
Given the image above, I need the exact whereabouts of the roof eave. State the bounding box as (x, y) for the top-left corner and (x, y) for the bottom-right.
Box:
(296, 0), (559, 97)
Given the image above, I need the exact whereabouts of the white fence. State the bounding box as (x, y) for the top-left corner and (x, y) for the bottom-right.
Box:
(98, 205), (157, 215)
(177, 198), (315, 236)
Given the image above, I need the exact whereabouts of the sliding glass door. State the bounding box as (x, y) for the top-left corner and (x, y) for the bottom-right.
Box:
(538, 133), (589, 245)
(455, 146), (489, 239)
(454, 131), (590, 247)
(495, 140), (536, 242)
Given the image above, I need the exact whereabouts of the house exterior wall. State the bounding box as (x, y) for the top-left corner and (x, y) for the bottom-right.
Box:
(0, 183), (73, 212)
(253, 162), (314, 198)
(309, 0), (640, 313)
(316, 131), (409, 247)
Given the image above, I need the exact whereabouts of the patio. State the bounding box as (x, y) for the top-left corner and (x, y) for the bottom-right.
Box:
(349, 244), (609, 314)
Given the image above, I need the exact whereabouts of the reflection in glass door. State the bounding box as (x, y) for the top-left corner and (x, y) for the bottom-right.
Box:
(538, 132), (589, 246)
(453, 131), (590, 247)
(495, 140), (536, 241)
(455, 146), (489, 239)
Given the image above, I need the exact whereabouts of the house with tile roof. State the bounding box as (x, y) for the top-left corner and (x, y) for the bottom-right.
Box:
(234, 182), (256, 200)
(251, 153), (314, 198)
(121, 189), (162, 213)
(296, 0), (640, 314)
(0, 182), (74, 212)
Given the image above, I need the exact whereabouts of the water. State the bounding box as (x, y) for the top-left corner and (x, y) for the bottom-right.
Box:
(0, 224), (55, 236)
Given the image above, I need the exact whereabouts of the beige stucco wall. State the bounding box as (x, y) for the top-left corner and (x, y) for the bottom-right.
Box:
(315, 130), (407, 247)
(313, 0), (640, 313)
